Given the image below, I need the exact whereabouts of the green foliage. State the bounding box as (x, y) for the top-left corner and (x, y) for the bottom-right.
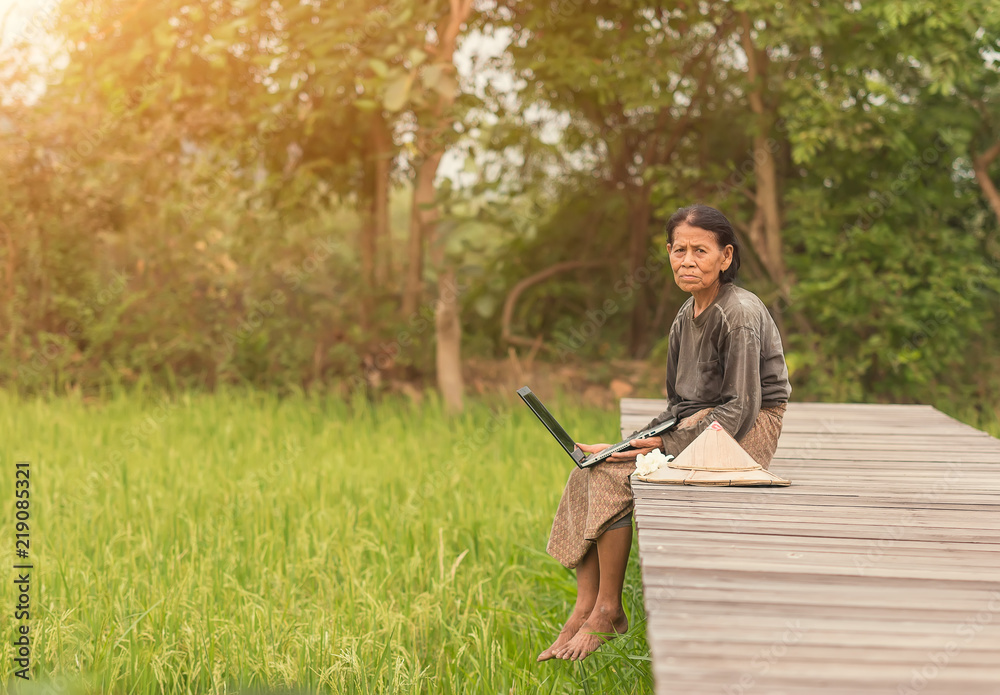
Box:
(474, 0), (1000, 407)
(0, 0), (998, 413)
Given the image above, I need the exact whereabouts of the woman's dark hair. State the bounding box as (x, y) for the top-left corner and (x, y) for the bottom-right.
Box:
(665, 204), (741, 284)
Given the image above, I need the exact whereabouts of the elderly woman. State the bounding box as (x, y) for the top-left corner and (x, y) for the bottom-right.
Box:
(538, 204), (791, 662)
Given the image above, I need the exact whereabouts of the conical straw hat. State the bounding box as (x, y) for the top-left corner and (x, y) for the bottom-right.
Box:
(636, 421), (790, 486)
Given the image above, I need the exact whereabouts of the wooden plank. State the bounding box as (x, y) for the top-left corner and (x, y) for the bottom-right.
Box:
(632, 489), (1000, 508)
(638, 529), (1000, 553)
(648, 638), (1000, 657)
(639, 594), (1000, 621)
(637, 538), (1000, 568)
(634, 504), (1000, 528)
(626, 401), (1000, 694)
(634, 478), (1000, 493)
(638, 556), (1000, 581)
(773, 451), (1000, 462)
(650, 678), (999, 695)
(634, 515), (1000, 544)
(648, 659), (1000, 679)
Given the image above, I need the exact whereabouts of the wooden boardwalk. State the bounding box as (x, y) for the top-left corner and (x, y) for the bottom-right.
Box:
(621, 401), (1000, 695)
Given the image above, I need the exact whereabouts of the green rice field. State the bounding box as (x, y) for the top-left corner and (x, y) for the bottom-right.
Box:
(0, 387), (655, 694)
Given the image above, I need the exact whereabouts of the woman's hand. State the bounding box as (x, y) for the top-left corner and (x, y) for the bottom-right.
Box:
(609, 437), (663, 462)
(577, 442), (611, 454)
(577, 438), (663, 462)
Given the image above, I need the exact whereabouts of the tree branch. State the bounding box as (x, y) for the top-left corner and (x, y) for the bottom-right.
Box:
(974, 140), (1000, 228)
(641, 17), (732, 169)
(501, 260), (611, 351)
(740, 13), (766, 117)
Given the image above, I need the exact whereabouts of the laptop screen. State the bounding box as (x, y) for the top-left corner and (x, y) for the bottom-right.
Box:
(517, 387), (578, 454)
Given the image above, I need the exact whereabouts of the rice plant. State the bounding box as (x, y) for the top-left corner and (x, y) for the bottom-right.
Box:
(0, 387), (654, 694)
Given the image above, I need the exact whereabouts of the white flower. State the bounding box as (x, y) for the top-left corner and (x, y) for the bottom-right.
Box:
(633, 448), (673, 477)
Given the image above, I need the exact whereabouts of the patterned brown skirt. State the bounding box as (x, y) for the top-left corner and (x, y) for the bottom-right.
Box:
(545, 403), (787, 569)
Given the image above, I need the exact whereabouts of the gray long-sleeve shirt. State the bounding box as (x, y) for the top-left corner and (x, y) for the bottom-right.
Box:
(629, 282), (791, 444)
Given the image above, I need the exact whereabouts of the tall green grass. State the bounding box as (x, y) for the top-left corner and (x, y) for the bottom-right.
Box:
(0, 387), (653, 694)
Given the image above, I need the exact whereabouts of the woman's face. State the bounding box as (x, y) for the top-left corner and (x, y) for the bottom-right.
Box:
(667, 223), (733, 295)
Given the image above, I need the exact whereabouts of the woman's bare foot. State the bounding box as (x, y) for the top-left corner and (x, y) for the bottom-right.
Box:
(537, 608), (592, 662)
(554, 605), (629, 661)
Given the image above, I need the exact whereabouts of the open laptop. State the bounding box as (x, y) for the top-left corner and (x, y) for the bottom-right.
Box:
(516, 386), (677, 468)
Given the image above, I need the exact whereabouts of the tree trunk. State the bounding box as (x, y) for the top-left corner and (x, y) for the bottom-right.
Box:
(359, 159), (376, 330)
(501, 259), (609, 351)
(434, 265), (463, 413)
(402, 150), (441, 318)
(627, 188), (654, 356)
(371, 112), (392, 288)
(738, 13), (793, 343)
(973, 140), (1000, 230)
(401, 197), (423, 317)
(622, 36), (717, 357)
(752, 132), (785, 282)
(0, 220), (16, 354)
(407, 0), (474, 413)
(649, 273), (674, 340)
(740, 13), (785, 287)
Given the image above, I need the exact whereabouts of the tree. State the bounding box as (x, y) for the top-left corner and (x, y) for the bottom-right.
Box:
(293, 0), (478, 410)
(494, 1), (734, 356)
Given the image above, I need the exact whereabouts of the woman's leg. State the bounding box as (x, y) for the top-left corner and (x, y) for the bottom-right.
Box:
(537, 542), (601, 661)
(541, 457), (644, 661)
(554, 523), (632, 660)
